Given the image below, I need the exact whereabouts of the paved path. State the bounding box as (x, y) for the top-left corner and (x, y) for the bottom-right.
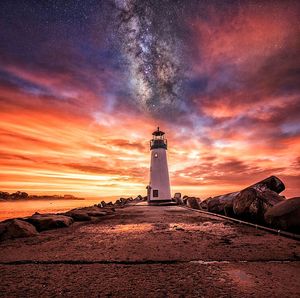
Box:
(0, 204), (299, 297)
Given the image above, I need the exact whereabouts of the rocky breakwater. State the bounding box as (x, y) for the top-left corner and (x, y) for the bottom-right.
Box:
(182, 176), (300, 233)
(0, 196), (143, 241)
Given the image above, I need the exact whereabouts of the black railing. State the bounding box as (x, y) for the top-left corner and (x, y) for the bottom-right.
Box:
(150, 139), (167, 150)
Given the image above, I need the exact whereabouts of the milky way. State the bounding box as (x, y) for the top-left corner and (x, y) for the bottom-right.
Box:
(114, 0), (187, 118)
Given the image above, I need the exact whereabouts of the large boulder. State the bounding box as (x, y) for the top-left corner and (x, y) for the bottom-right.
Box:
(124, 197), (133, 202)
(114, 197), (132, 207)
(119, 197), (129, 205)
(233, 187), (285, 222)
(100, 201), (107, 208)
(182, 195), (189, 204)
(0, 219), (38, 240)
(186, 197), (201, 210)
(114, 199), (122, 206)
(249, 175), (285, 193)
(115, 198), (129, 206)
(74, 206), (108, 217)
(173, 193), (183, 205)
(65, 205), (110, 221)
(134, 195), (144, 201)
(26, 213), (74, 231)
(203, 192), (239, 215)
(264, 197), (300, 232)
(65, 210), (91, 221)
(199, 198), (210, 210)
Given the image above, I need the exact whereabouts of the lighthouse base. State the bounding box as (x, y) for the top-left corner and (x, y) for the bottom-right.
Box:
(148, 199), (175, 206)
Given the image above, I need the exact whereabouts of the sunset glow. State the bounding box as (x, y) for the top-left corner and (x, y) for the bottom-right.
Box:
(0, 1), (299, 199)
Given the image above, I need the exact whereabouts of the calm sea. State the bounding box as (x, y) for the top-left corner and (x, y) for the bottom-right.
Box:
(0, 197), (120, 221)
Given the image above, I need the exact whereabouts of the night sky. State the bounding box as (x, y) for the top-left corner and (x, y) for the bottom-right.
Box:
(0, 0), (299, 198)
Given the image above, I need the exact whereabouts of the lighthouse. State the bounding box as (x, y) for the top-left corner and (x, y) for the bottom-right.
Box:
(147, 127), (172, 204)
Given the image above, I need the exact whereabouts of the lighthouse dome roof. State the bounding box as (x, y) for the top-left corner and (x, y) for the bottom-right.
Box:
(152, 127), (165, 136)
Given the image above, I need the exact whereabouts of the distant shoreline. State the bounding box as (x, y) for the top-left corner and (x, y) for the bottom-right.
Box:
(0, 197), (85, 201)
(0, 191), (86, 201)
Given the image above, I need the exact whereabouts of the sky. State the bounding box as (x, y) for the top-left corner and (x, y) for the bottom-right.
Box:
(0, 0), (299, 199)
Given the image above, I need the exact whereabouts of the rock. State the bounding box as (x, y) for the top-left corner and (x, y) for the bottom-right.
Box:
(0, 222), (6, 235)
(264, 197), (300, 232)
(249, 175), (285, 193)
(119, 197), (133, 205)
(233, 187), (285, 222)
(114, 199), (122, 205)
(173, 193), (183, 205)
(204, 192), (239, 215)
(199, 198), (210, 210)
(100, 201), (107, 208)
(177, 198), (185, 205)
(26, 214), (74, 231)
(66, 205), (110, 220)
(182, 195), (189, 204)
(0, 219), (38, 240)
(186, 197), (201, 210)
(86, 211), (107, 217)
(65, 210), (91, 221)
(133, 195), (147, 201)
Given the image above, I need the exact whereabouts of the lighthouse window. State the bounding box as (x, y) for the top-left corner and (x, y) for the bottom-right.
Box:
(154, 153), (158, 158)
(153, 190), (159, 197)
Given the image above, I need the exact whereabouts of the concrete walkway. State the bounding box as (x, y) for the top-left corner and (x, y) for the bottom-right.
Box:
(0, 204), (299, 297)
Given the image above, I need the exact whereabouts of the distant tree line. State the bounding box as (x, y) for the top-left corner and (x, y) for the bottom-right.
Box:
(0, 191), (80, 200)
(0, 191), (29, 200)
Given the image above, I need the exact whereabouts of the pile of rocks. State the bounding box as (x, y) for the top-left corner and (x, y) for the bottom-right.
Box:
(0, 213), (75, 241)
(0, 195), (142, 241)
(180, 176), (300, 233)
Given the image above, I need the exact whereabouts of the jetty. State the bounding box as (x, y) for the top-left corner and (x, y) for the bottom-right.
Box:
(0, 203), (299, 297)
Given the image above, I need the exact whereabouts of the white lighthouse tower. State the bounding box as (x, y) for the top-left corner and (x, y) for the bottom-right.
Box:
(147, 127), (172, 204)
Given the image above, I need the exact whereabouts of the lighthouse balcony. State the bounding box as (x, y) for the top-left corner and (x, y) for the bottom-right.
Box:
(150, 139), (167, 150)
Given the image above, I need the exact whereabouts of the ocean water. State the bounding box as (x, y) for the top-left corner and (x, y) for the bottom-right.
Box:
(0, 197), (120, 221)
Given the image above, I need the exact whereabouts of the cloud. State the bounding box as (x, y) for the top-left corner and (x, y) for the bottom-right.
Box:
(104, 139), (147, 152)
